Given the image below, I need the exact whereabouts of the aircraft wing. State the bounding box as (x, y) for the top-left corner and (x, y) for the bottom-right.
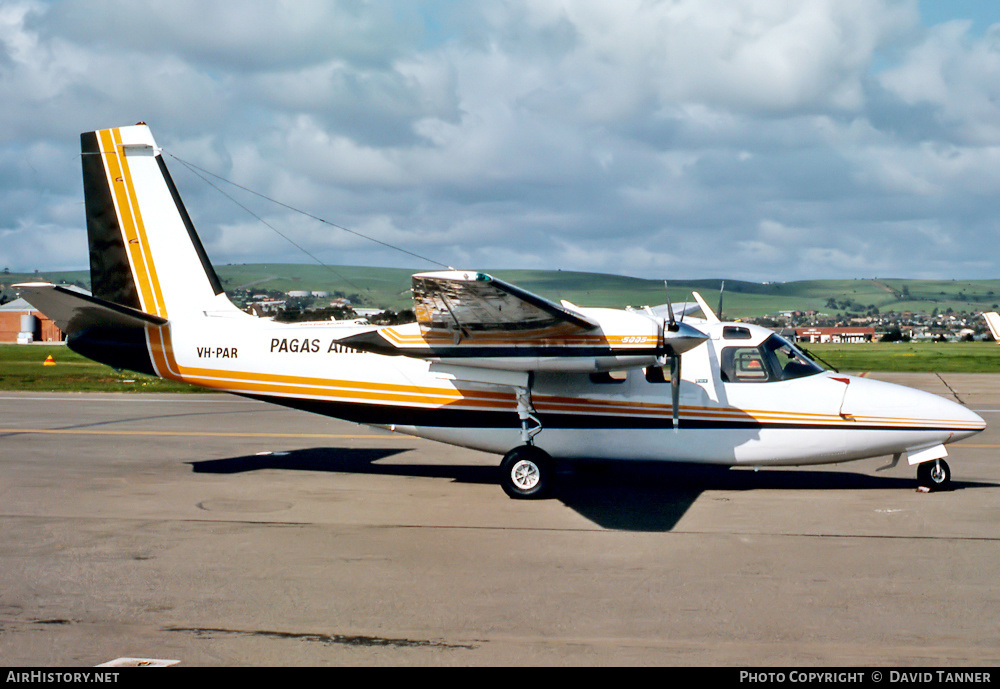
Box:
(15, 283), (167, 333)
(409, 271), (599, 335)
(339, 271), (707, 373)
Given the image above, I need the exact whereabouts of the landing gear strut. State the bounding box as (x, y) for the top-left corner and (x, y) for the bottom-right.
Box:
(515, 385), (542, 445)
(499, 383), (552, 499)
(917, 458), (951, 491)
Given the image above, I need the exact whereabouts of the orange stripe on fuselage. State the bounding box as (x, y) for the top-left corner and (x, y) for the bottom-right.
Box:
(144, 326), (686, 418)
(145, 325), (518, 411)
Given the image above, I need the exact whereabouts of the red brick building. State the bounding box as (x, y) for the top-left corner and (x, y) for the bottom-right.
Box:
(0, 298), (64, 343)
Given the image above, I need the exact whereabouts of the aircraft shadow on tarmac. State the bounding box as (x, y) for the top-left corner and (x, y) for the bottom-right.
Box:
(188, 448), (995, 532)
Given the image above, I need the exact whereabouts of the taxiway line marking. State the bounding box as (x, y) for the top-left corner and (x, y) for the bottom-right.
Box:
(0, 428), (394, 439)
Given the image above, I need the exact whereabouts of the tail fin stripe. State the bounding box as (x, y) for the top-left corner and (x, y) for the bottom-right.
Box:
(147, 325), (178, 381)
(82, 124), (242, 324)
(112, 128), (169, 318)
(98, 128), (162, 317)
(81, 131), (142, 310)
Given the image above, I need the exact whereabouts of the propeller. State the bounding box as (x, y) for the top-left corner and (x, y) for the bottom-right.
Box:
(659, 282), (708, 433)
(670, 352), (681, 433)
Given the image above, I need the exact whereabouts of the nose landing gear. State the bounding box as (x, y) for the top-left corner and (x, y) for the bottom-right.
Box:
(917, 458), (951, 491)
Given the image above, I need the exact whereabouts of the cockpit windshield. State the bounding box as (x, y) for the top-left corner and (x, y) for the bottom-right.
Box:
(721, 334), (824, 383)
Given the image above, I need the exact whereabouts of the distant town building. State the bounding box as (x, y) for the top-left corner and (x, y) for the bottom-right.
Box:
(794, 327), (875, 344)
(246, 299), (285, 316)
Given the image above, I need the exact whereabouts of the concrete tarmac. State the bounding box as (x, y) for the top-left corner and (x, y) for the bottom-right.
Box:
(1, 373), (998, 666)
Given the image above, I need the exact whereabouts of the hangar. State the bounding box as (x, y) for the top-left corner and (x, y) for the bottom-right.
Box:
(0, 297), (64, 344)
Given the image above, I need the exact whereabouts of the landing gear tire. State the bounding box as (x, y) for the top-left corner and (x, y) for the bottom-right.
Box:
(917, 459), (951, 491)
(500, 445), (553, 500)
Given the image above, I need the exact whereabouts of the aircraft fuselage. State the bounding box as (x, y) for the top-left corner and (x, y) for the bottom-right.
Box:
(125, 311), (983, 468)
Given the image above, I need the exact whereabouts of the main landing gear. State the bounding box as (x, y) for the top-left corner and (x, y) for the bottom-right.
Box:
(500, 445), (553, 499)
(917, 458), (951, 492)
(499, 383), (553, 499)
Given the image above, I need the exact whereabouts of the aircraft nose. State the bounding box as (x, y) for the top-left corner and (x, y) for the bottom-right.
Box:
(927, 394), (987, 442)
(842, 376), (985, 442)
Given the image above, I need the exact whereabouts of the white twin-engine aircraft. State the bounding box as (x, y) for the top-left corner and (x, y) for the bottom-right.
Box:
(18, 125), (986, 498)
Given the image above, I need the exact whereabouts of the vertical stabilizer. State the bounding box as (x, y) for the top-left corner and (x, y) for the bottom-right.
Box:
(80, 125), (235, 319)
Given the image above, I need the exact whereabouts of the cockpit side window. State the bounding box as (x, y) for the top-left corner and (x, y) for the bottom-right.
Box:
(721, 346), (772, 382)
(721, 334), (823, 383)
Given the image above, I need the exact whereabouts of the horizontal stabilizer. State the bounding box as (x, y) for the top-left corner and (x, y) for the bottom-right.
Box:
(15, 283), (167, 334)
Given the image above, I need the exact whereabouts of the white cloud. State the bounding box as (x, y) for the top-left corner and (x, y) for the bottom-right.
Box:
(0, 0), (998, 284)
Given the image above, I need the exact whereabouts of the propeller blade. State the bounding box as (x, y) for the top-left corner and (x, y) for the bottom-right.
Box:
(663, 280), (677, 331)
(718, 280), (725, 321)
(671, 354), (681, 433)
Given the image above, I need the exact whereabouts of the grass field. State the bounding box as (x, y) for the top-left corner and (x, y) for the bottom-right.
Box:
(0, 345), (200, 393)
(2, 341), (998, 393)
(805, 341), (1000, 374)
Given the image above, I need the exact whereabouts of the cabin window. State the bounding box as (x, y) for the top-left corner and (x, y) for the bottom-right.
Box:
(722, 326), (752, 339)
(721, 334), (823, 383)
(644, 361), (681, 384)
(644, 366), (667, 383)
(589, 370), (628, 384)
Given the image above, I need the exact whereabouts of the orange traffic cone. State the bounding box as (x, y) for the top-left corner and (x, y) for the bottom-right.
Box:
(43, 355), (56, 366)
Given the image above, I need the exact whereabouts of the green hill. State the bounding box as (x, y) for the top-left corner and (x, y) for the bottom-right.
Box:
(4, 266), (1000, 319)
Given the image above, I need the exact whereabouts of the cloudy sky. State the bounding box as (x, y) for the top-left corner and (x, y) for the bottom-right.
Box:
(2, 0), (999, 282)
